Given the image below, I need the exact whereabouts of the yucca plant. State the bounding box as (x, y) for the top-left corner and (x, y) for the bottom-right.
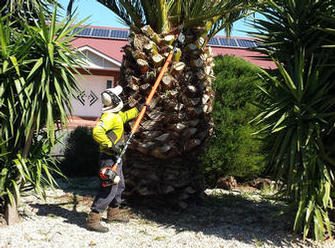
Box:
(251, 0), (335, 240)
(67, 0), (264, 207)
(0, 5), (87, 224)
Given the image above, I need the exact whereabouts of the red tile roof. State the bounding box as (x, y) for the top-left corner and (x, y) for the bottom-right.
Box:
(71, 37), (128, 63)
(211, 46), (276, 69)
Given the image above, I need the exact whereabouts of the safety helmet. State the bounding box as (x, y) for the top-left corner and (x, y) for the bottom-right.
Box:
(101, 85), (124, 113)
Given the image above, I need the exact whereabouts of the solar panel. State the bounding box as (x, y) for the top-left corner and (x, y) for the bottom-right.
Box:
(91, 28), (110, 38)
(207, 38), (220, 46)
(70, 27), (260, 50)
(236, 39), (257, 48)
(110, 30), (129, 39)
(73, 27), (92, 36)
(219, 38), (238, 47)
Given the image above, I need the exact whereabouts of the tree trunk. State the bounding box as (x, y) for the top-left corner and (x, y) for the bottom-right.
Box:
(4, 115), (37, 225)
(123, 150), (205, 208)
(4, 199), (19, 225)
(119, 25), (214, 207)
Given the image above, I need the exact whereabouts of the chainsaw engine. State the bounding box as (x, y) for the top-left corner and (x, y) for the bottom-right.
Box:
(99, 165), (120, 187)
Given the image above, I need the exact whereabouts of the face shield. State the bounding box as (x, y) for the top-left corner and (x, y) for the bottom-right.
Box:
(101, 85), (124, 113)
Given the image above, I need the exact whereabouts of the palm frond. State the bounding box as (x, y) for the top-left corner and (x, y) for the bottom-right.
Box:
(97, 0), (145, 29)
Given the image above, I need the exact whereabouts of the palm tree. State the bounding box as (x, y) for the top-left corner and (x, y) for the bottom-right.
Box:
(68, 0), (262, 207)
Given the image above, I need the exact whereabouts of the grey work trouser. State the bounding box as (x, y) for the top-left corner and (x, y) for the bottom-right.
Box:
(91, 153), (125, 213)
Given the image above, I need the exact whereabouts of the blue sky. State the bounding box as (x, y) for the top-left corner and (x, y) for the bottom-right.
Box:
(57, 0), (258, 37)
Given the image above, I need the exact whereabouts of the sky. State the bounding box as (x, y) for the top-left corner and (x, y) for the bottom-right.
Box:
(56, 0), (259, 37)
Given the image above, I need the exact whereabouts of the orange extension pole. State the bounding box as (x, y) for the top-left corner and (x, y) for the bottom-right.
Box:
(131, 52), (174, 134)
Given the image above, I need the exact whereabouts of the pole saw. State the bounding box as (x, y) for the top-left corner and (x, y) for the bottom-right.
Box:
(100, 27), (185, 186)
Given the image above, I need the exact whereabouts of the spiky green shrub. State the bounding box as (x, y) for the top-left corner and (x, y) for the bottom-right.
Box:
(251, 0), (335, 240)
(201, 55), (265, 186)
(0, 4), (86, 223)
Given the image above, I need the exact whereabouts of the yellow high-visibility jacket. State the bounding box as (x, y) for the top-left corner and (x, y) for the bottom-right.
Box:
(93, 108), (138, 155)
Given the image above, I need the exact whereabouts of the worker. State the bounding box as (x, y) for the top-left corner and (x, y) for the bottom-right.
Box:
(86, 85), (139, 233)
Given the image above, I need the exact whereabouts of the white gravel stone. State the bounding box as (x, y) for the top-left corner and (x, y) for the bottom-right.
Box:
(0, 179), (334, 248)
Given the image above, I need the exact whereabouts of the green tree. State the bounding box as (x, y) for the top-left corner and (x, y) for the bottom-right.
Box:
(202, 55), (265, 186)
(67, 0), (264, 206)
(251, 0), (335, 240)
(0, 3), (86, 224)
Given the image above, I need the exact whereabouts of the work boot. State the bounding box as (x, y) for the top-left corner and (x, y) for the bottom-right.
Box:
(86, 211), (109, 233)
(107, 206), (129, 223)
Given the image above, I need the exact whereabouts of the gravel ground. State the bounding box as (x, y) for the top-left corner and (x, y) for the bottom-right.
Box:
(0, 177), (333, 248)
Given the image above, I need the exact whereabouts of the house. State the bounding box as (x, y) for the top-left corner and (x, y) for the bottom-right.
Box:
(67, 25), (275, 128)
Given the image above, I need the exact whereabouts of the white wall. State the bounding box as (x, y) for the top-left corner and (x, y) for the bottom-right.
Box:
(71, 74), (115, 117)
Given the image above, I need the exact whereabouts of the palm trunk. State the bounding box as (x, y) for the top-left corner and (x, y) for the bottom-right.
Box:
(119, 26), (214, 207)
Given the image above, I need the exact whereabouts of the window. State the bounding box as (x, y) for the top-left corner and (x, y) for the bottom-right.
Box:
(106, 80), (113, 88)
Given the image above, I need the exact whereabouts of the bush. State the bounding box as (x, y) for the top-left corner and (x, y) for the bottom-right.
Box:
(60, 126), (100, 177)
(202, 55), (265, 186)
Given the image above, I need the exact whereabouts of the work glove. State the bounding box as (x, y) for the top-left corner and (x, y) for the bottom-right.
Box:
(103, 145), (119, 154)
(104, 141), (124, 154)
(115, 141), (125, 150)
